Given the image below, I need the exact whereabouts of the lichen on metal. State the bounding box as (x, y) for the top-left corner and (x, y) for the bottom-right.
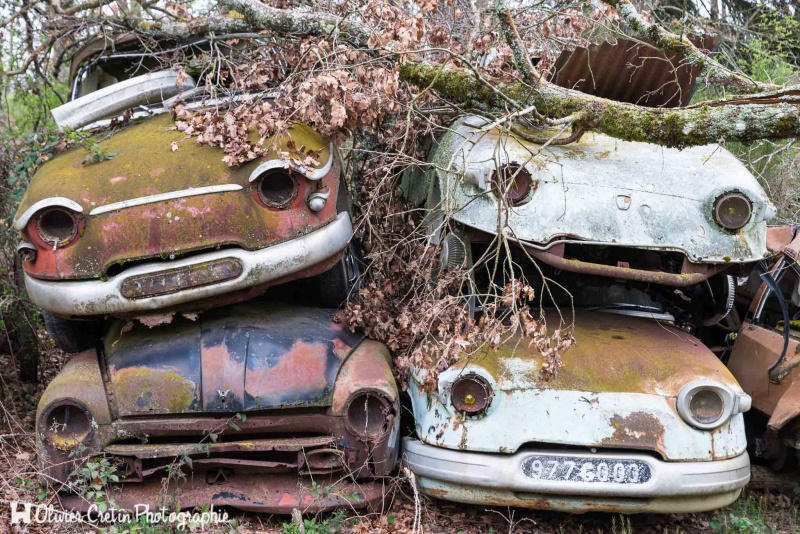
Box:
(422, 116), (773, 265)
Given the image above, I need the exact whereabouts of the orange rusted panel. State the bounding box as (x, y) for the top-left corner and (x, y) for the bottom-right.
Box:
(727, 321), (800, 418)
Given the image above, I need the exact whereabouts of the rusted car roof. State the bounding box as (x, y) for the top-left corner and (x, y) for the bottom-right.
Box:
(550, 36), (714, 108)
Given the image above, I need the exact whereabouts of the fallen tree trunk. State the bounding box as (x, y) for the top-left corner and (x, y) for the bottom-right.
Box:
(399, 61), (800, 148)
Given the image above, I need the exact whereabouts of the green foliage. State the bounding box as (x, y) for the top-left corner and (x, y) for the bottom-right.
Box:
(70, 457), (120, 513)
(64, 130), (117, 165)
(742, 14), (800, 86)
(282, 511), (349, 534)
(710, 490), (799, 534)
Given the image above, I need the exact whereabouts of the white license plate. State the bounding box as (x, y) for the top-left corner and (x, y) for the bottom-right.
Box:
(521, 455), (652, 484)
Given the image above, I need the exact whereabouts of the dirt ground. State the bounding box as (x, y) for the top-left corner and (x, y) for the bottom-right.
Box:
(0, 346), (797, 534)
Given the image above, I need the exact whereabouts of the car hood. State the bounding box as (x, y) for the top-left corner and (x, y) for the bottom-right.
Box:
(15, 114), (329, 217)
(429, 310), (741, 396)
(429, 116), (773, 264)
(103, 304), (363, 416)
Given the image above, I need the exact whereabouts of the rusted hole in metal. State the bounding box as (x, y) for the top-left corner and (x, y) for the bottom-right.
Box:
(451, 374), (492, 415)
(491, 164), (534, 206)
(257, 170), (297, 209)
(36, 208), (77, 247)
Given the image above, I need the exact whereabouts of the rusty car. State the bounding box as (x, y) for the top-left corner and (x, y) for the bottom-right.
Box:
(36, 303), (399, 513)
(402, 309), (752, 513)
(14, 39), (359, 353)
(726, 225), (800, 472)
(402, 115), (774, 314)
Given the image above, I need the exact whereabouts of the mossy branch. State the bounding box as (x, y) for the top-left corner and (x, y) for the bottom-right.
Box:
(602, 0), (776, 93)
(399, 61), (800, 148)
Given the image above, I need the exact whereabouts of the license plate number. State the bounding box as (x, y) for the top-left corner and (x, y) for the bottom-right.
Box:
(521, 455), (652, 484)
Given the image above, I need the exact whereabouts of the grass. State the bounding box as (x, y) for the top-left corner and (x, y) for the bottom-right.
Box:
(709, 490), (799, 534)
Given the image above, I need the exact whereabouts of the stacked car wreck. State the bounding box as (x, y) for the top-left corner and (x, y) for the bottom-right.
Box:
(14, 36), (790, 519)
(19, 39), (399, 514)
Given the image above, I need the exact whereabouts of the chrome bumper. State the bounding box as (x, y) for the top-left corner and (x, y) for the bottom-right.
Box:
(402, 438), (750, 514)
(25, 212), (352, 316)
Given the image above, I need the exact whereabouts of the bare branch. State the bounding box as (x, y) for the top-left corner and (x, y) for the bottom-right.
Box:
(602, 0), (777, 93)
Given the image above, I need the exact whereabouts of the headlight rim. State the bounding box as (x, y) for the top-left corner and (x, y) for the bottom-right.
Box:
(253, 169), (299, 210)
(40, 400), (94, 452)
(450, 373), (493, 416)
(713, 191), (752, 231)
(343, 389), (392, 441)
(33, 207), (80, 249)
(491, 163), (535, 207)
(676, 379), (735, 430)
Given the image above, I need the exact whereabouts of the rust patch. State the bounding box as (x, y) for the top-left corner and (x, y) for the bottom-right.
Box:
(604, 412), (666, 456)
(245, 341), (329, 405)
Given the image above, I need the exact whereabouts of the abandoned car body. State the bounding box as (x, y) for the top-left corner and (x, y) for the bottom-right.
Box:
(36, 304), (399, 513)
(403, 311), (751, 513)
(15, 43), (358, 352)
(37, 305), (399, 513)
(403, 116), (775, 288)
(727, 226), (800, 470)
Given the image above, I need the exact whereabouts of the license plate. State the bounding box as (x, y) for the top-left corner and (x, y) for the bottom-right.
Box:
(521, 455), (652, 484)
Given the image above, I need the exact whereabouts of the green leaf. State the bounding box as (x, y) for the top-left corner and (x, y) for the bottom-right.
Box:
(387, 515), (396, 524)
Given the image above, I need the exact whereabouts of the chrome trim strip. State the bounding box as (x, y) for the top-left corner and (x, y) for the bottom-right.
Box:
(88, 184), (243, 215)
(14, 198), (84, 230)
(248, 143), (334, 183)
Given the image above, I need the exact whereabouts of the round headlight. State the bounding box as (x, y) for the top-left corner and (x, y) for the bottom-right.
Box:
(713, 192), (752, 230)
(36, 208), (78, 248)
(492, 164), (534, 206)
(677, 380), (734, 430)
(41, 402), (93, 451)
(345, 392), (391, 440)
(451, 374), (492, 415)
(689, 389), (725, 425)
(256, 170), (297, 209)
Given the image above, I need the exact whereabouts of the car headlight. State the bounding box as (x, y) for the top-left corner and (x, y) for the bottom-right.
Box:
(35, 208), (79, 248)
(345, 391), (392, 440)
(676, 380), (750, 430)
(450, 374), (493, 415)
(713, 192), (752, 230)
(254, 169), (297, 209)
(40, 402), (93, 451)
(492, 164), (534, 206)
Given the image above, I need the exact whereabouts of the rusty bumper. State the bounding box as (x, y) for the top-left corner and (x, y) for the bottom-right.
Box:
(23, 212), (352, 316)
(402, 438), (749, 514)
(60, 473), (387, 514)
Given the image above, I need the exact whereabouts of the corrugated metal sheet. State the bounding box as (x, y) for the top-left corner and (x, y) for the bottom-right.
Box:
(549, 37), (713, 108)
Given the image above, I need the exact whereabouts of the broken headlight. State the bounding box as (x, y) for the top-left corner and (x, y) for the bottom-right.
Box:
(255, 169), (297, 209)
(492, 164), (534, 206)
(345, 391), (392, 440)
(713, 192), (752, 231)
(451, 374), (492, 415)
(41, 402), (93, 451)
(35, 208), (80, 249)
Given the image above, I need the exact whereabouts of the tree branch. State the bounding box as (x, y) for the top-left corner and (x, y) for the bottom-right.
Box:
(602, 0), (776, 93)
(399, 61), (800, 148)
